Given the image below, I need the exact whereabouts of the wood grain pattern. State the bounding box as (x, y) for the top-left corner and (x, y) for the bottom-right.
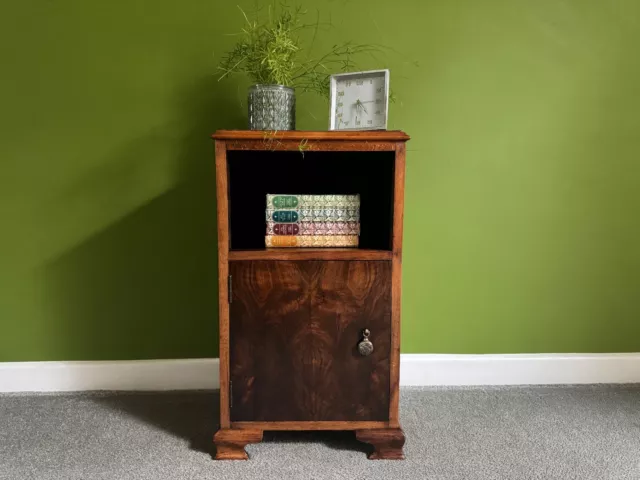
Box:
(389, 141), (406, 425)
(225, 140), (397, 152)
(213, 428), (263, 460)
(229, 261), (391, 422)
(212, 130), (410, 142)
(214, 139), (231, 428)
(232, 421), (389, 431)
(229, 249), (392, 261)
(355, 428), (405, 460)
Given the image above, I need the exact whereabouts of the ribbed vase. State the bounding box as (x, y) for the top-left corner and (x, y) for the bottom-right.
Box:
(248, 84), (295, 130)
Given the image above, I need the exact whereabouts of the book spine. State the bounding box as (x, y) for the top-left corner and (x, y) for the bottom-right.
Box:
(266, 208), (360, 222)
(266, 223), (300, 235)
(267, 222), (360, 236)
(266, 195), (300, 209)
(267, 210), (300, 223)
(267, 194), (360, 209)
(265, 235), (359, 248)
(265, 235), (298, 247)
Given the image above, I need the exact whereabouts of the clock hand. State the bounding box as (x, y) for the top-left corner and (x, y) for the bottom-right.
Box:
(355, 99), (368, 115)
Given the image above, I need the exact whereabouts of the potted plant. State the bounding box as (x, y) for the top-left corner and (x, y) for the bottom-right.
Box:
(217, 5), (381, 131)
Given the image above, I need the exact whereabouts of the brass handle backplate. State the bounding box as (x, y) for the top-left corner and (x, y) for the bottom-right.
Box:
(358, 328), (374, 356)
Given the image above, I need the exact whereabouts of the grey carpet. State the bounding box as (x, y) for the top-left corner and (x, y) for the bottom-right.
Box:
(1, 386), (639, 480)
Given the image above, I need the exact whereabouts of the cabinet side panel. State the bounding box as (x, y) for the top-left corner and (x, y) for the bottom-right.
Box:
(389, 142), (406, 425)
(215, 140), (230, 428)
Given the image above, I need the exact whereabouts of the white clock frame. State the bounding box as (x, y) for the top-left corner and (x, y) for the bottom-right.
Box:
(329, 69), (390, 131)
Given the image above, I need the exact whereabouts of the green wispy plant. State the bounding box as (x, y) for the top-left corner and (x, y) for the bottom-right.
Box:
(217, 4), (384, 98)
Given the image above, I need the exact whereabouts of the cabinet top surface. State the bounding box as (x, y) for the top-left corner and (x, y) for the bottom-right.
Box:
(212, 130), (410, 142)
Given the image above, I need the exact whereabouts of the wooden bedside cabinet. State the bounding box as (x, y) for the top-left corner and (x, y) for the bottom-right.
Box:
(211, 130), (409, 460)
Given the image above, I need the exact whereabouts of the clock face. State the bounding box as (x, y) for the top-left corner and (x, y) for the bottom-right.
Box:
(329, 69), (389, 131)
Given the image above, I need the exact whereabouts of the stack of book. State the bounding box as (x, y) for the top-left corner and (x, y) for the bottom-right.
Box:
(265, 194), (360, 247)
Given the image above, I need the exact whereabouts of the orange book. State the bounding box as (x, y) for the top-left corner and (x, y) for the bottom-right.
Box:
(265, 235), (358, 248)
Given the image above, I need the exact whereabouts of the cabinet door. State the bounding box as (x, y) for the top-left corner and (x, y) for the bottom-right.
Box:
(229, 260), (391, 422)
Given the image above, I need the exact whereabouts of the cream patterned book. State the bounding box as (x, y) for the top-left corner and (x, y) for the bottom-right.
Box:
(267, 194), (360, 209)
(266, 208), (360, 223)
(266, 221), (360, 236)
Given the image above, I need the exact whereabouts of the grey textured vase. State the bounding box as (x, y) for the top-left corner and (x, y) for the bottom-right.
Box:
(248, 84), (295, 130)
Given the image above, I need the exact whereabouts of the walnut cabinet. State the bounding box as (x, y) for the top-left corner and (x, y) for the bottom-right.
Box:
(212, 130), (409, 460)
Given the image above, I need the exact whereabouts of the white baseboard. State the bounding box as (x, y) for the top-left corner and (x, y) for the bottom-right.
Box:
(399, 353), (640, 386)
(0, 359), (219, 393)
(1, 354), (638, 393)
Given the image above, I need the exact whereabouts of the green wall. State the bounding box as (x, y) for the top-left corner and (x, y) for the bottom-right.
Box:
(1, 0), (639, 361)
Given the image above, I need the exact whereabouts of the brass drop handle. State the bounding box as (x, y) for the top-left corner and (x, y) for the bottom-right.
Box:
(358, 329), (374, 356)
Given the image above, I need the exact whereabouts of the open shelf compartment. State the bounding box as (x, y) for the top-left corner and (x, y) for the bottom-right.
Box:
(226, 150), (395, 251)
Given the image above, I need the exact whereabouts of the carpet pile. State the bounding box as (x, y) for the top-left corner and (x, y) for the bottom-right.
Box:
(1, 386), (638, 479)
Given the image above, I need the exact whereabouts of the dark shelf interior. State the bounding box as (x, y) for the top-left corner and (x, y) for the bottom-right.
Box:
(227, 150), (395, 250)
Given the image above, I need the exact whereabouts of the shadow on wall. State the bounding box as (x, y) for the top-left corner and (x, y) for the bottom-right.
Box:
(41, 76), (245, 360)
